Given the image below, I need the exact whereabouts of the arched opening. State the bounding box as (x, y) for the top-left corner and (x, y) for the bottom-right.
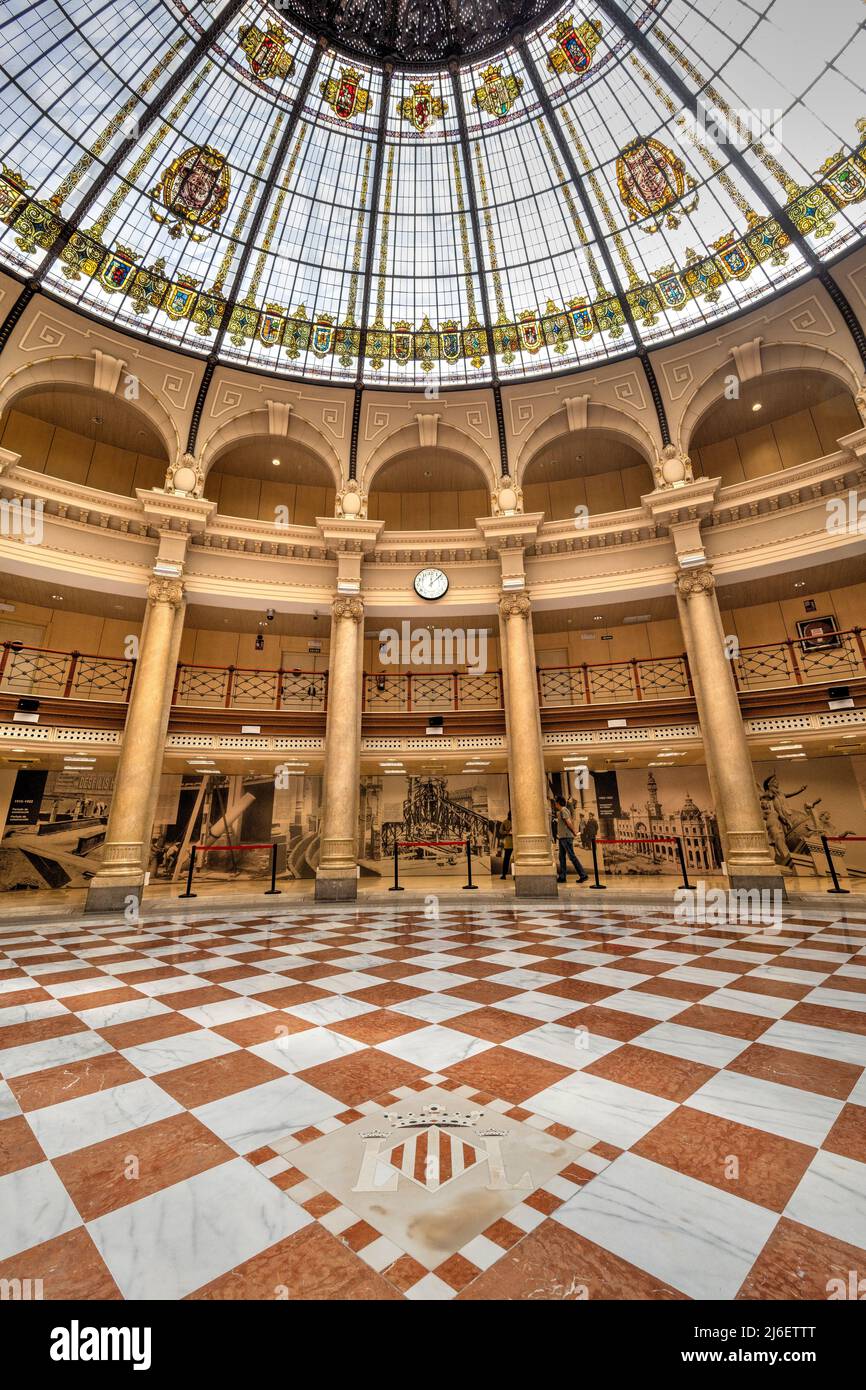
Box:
(0, 385), (168, 494)
(689, 369), (861, 485)
(521, 428), (654, 519)
(206, 437), (336, 524)
(367, 447), (490, 529)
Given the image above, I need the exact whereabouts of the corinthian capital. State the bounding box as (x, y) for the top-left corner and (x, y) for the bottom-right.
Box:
(499, 591), (531, 619)
(333, 595), (364, 623)
(147, 577), (185, 608)
(676, 566), (715, 600)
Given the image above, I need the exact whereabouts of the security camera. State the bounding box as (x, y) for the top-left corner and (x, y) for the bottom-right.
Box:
(265, 608), (276, 622)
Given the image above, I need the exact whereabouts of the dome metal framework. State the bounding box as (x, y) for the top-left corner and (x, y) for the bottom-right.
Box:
(0, 0), (864, 389)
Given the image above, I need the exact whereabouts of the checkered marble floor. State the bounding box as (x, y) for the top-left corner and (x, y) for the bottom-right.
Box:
(1, 901), (865, 1301)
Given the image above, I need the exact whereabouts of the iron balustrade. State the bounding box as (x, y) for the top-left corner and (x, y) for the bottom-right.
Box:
(731, 629), (866, 692)
(172, 663), (328, 711)
(4, 631), (866, 715)
(537, 655), (692, 706)
(362, 669), (503, 712)
(0, 642), (135, 702)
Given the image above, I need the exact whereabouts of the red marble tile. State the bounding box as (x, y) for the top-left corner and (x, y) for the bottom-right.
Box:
(346, 982), (425, 1007)
(154, 1050), (286, 1108)
(725, 1042), (861, 1100)
(444, 1046), (572, 1104)
(329, 1007), (426, 1043)
(822, 1103), (866, 1163)
(434, 1253), (482, 1291)
(559, 1004), (655, 1041)
(9, 1050), (143, 1112)
(448, 1006), (539, 1043)
(0, 1114), (45, 1176)
(0, 1014), (88, 1050)
(296, 1048), (427, 1106)
(0, 1226), (122, 1299)
(443, 980), (521, 1004)
(96, 1011), (201, 1049)
(737, 1218), (866, 1299)
(211, 1010), (312, 1046)
(785, 1001), (866, 1036)
(60, 985), (145, 1014)
(633, 1106), (815, 1212)
(187, 1224), (402, 1299)
(457, 1220), (686, 1300)
(668, 1003), (774, 1040)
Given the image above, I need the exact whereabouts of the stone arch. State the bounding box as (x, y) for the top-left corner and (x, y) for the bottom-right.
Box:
(360, 420), (498, 496)
(0, 354), (178, 465)
(200, 407), (343, 492)
(514, 400), (658, 489)
(679, 341), (863, 458)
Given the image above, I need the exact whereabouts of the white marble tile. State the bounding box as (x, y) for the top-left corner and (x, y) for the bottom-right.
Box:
(0, 1161), (81, 1261)
(133, 974), (210, 996)
(532, 1072), (676, 1147)
(661, 965), (740, 987)
(803, 986), (866, 1013)
(378, 1024), (492, 1070)
(748, 964), (830, 986)
(286, 994), (375, 1025)
(785, 1149), (866, 1250)
(88, 1156), (310, 1299)
(760, 1018), (866, 1067)
(0, 1029), (113, 1078)
(26, 1079), (184, 1158)
(193, 1073), (346, 1153)
(687, 1071), (843, 1147)
(637, 1021), (751, 1068)
(554, 1151), (778, 1299)
(0, 998), (69, 1027)
(492, 991), (576, 1023)
(0, 1079), (22, 1120)
(119, 1028), (239, 1076)
(701, 987), (795, 1019)
(179, 996), (271, 1027)
(248, 1026), (364, 1073)
(516, 1021), (620, 1070)
(571, 965), (652, 988)
(389, 992), (478, 1022)
(73, 996), (171, 1028)
(598, 990), (689, 1021)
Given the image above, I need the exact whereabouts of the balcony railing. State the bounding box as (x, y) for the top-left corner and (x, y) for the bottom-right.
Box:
(538, 655), (692, 707)
(362, 670), (503, 712)
(731, 628), (866, 692)
(3, 629), (864, 720)
(172, 663), (328, 711)
(0, 642), (135, 702)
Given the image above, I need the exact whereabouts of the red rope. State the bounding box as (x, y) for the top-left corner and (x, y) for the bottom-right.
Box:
(594, 836), (679, 845)
(397, 839), (466, 847)
(821, 835), (866, 842)
(195, 843), (275, 851)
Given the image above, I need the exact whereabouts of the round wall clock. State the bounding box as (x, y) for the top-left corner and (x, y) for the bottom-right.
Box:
(413, 567), (449, 600)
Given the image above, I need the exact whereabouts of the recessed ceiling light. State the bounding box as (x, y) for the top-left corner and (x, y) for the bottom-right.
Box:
(52, 594), (63, 600)
(751, 401), (762, 411)
(272, 458), (280, 467)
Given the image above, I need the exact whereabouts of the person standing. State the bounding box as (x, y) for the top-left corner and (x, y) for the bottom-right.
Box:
(499, 815), (513, 879)
(554, 795), (588, 883)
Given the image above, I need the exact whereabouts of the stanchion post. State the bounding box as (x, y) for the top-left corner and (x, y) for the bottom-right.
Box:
(675, 836), (692, 891)
(265, 841), (281, 895)
(589, 837), (606, 890)
(389, 839), (403, 891)
(821, 835), (849, 894)
(463, 838), (478, 890)
(179, 845), (197, 899)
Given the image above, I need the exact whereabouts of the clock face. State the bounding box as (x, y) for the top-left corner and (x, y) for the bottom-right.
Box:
(413, 567), (449, 601)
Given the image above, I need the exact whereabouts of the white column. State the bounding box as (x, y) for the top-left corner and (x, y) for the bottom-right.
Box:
(315, 595), (364, 900)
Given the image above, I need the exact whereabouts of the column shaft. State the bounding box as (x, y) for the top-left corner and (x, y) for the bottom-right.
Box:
(315, 595), (364, 901)
(499, 593), (558, 897)
(85, 578), (185, 912)
(677, 569), (784, 891)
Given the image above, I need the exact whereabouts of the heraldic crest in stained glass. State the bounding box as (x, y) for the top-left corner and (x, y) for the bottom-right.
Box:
(615, 136), (699, 232)
(397, 81), (447, 134)
(546, 15), (603, 76)
(149, 145), (230, 240)
(472, 64), (523, 119)
(321, 66), (372, 121)
(238, 22), (294, 81)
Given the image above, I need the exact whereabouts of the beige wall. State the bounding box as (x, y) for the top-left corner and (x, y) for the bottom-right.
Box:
(1, 408), (166, 495)
(367, 486), (490, 531)
(204, 472), (336, 526)
(523, 463), (650, 519)
(692, 393), (860, 486)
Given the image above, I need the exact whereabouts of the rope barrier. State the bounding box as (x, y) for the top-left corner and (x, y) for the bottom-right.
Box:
(179, 841), (280, 898)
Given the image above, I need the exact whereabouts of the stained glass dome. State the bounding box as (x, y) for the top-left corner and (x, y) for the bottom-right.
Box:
(0, 0), (864, 386)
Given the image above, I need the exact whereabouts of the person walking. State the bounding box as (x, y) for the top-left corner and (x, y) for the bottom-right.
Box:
(499, 815), (513, 879)
(554, 795), (588, 883)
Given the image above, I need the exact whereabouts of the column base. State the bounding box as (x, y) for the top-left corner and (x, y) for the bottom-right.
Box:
(514, 871), (559, 898)
(315, 871), (358, 902)
(84, 875), (145, 914)
(727, 871), (788, 899)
